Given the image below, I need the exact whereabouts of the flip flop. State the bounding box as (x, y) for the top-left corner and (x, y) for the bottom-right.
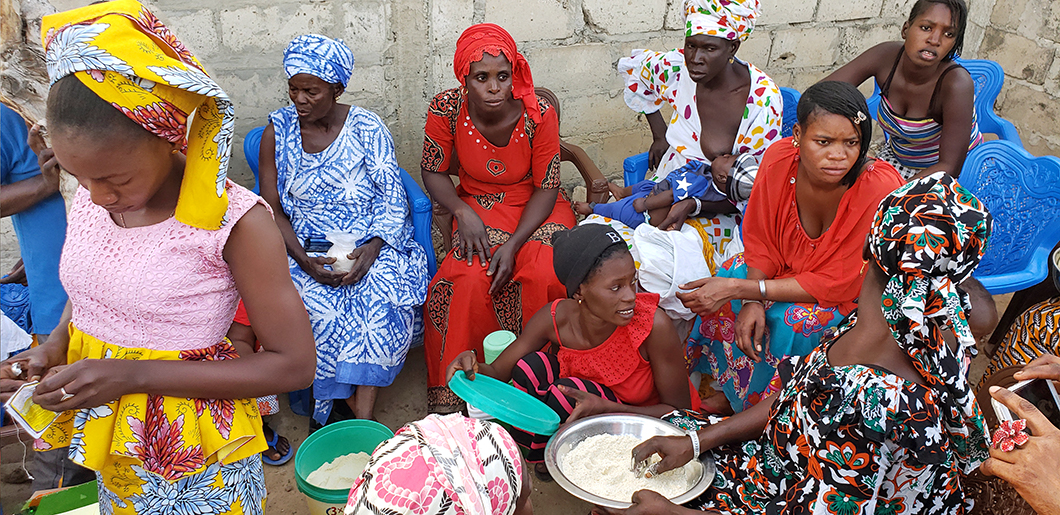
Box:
(261, 429), (293, 466)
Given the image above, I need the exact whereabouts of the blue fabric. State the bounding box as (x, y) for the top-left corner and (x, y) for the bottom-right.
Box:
(269, 105), (429, 425)
(0, 104), (67, 335)
(591, 179), (655, 228)
(0, 283), (31, 333)
(283, 34), (355, 87)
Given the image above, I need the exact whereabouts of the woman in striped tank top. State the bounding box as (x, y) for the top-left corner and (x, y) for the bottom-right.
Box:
(827, 0), (982, 181)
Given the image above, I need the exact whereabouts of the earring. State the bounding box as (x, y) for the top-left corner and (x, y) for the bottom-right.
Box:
(171, 148), (179, 154)
(860, 259), (869, 276)
(459, 86), (467, 97)
(728, 57), (734, 64)
(792, 139), (799, 148)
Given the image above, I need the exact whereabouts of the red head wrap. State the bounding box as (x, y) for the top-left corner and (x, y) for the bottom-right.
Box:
(453, 23), (540, 123)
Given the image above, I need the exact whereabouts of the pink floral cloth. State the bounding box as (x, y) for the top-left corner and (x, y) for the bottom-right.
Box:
(60, 180), (266, 351)
(345, 414), (523, 515)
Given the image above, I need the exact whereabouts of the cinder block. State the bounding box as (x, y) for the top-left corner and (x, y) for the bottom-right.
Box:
(817, 0), (878, 22)
(158, 9), (218, 58)
(583, 0), (667, 35)
(571, 129), (654, 181)
(761, 0), (815, 24)
(989, 0), (1039, 34)
(342, 2), (391, 64)
(526, 44), (617, 95)
(219, 4), (335, 53)
(880, 0), (917, 19)
(839, 23), (900, 63)
(997, 83), (1057, 148)
(558, 92), (643, 138)
(739, 32), (773, 69)
(769, 27), (840, 68)
(979, 28), (1054, 85)
(665, 0), (684, 31)
(1040, 0), (1060, 43)
(484, 0), (580, 42)
(430, 0), (474, 50)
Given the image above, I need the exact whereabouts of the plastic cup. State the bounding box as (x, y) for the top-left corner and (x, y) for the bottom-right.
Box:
(482, 330), (517, 364)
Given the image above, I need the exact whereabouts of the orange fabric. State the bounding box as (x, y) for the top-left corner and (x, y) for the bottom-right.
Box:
(453, 24), (540, 123)
(557, 293), (701, 410)
(232, 300), (260, 352)
(742, 137), (904, 313)
(422, 89), (575, 394)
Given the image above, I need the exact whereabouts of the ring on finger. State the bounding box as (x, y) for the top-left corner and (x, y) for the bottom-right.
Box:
(60, 387), (74, 401)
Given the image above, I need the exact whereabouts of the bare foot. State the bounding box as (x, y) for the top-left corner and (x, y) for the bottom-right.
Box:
(572, 201), (594, 216)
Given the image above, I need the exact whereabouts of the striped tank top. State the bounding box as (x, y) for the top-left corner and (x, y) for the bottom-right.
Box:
(877, 51), (983, 177)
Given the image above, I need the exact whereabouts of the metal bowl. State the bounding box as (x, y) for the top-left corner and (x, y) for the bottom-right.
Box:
(544, 413), (715, 508)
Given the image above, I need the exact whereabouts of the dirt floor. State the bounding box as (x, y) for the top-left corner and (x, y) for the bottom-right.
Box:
(0, 345), (591, 515)
(0, 294), (1011, 514)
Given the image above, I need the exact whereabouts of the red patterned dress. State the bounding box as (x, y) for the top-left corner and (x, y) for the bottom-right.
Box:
(422, 88), (576, 412)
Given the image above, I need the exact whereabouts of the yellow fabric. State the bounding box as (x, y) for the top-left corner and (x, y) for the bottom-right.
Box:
(685, 218), (718, 276)
(41, 0), (233, 230)
(36, 325), (265, 481)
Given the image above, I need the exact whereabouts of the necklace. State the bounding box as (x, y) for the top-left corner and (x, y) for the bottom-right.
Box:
(118, 213), (126, 228)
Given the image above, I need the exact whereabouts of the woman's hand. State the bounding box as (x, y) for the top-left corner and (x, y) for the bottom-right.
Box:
(1013, 354), (1060, 383)
(980, 384), (1060, 515)
(735, 302), (767, 362)
(631, 434), (695, 477)
(559, 385), (617, 423)
(592, 490), (689, 515)
(32, 359), (137, 411)
(0, 259), (26, 285)
(648, 137), (669, 172)
(340, 238), (383, 286)
(456, 208), (491, 267)
(445, 350), (480, 382)
(299, 255), (345, 287)
(28, 125), (61, 194)
(658, 199), (696, 231)
(487, 242), (518, 295)
(676, 277), (736, 316)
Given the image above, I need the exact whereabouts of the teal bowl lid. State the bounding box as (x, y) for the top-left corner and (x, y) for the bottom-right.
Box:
(448, 371), (560, 436)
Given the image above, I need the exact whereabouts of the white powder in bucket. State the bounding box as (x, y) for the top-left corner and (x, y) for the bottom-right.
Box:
(306, 452), (372, 490)
(560, 434), (700, 502)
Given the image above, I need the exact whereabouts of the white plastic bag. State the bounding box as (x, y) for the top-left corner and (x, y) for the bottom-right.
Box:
(325, 232), (360, 273)
(632, 224), (711, 321)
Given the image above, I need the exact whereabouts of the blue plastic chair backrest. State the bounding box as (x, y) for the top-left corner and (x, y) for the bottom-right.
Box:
(961, 140), (1060, 294)
(865, 58), (1022, 144)
(241, 125), (436, 276)
(243, 125), (265, 194)
(779, 87), (801, 138)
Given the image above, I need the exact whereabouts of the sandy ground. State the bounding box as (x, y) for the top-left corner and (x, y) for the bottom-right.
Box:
(0, 294), (1011, 514)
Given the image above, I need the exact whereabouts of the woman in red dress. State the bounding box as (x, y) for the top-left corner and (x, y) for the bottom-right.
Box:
(421, 23), (576, 413)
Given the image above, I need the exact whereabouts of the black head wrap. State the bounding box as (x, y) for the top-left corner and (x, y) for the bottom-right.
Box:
(551, 225), (627, 297)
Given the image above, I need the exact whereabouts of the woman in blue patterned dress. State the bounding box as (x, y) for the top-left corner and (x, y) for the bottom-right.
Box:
(258, 35), (429, 426)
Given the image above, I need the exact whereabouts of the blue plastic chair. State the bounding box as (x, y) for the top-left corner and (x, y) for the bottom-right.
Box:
(621, 86), (802, 187)
(865, 58), (1022, 145)
(961, 140), (1060, 294)
(242, 125), (436, 276)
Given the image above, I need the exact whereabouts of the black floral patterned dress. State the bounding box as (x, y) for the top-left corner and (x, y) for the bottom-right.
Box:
(690, 318), (972, 514)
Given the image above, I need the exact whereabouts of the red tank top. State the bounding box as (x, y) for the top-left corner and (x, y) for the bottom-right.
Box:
(552, 292), (701, 410)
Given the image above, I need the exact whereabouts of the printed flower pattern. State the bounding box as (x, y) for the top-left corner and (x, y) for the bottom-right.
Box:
(125, 395), (206, 480)
(992, 419), (1030, 452)
(44, 23), (133, 84)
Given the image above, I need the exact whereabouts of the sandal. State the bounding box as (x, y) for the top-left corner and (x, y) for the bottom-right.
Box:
(261, 426), (293, 466)
(533, 462), (553, 483)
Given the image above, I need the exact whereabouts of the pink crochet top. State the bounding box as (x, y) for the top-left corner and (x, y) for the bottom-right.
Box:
(60, 181), (265, 351)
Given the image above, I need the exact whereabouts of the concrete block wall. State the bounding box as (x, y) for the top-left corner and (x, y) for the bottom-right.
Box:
(38, 0), (1060, 190)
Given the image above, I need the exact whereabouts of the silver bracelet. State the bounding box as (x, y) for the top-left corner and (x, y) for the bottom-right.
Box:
(691, 198), (703, 217)
(758, 279), (767, 299)
(688, 429), (700, 458)
(743, 299), (763, 306)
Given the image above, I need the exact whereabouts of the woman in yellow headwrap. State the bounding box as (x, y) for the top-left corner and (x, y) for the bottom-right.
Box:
(0, 2), (315, 513)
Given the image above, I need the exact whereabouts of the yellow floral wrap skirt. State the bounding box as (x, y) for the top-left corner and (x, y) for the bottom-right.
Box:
(35, 325), (267, 514)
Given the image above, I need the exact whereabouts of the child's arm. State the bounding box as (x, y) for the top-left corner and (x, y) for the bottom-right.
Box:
(33, 204), (316, 410)
(634, 190), (677, 212)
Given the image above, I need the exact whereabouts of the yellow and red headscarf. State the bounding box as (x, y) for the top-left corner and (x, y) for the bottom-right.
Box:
(685, 0), (760, 41)
(453, 24), (540, 123)
(42, 0), (233, 230)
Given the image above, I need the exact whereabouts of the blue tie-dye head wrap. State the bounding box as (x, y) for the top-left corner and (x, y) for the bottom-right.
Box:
(283, 34), (354, 87)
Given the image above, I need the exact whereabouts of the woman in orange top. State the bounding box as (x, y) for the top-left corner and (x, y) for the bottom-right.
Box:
(448, 224), (698, 480)
(678, 81), (904, 413)
(421, 24), (575, 413)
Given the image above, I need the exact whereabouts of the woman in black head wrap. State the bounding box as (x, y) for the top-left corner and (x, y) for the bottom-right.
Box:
(447, 223), (699, 479)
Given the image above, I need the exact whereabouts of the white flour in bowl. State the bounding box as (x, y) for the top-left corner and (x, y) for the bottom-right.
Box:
(560, 434), (700, 502)
(306, 452), (372, 490)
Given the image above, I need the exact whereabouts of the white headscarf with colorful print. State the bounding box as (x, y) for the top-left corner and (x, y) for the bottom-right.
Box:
(685, 0), (760, 40)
